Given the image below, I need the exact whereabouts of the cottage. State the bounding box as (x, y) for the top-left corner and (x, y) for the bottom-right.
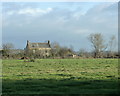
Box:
(25, 40), (51, 57)
(0, 49), (2, 58)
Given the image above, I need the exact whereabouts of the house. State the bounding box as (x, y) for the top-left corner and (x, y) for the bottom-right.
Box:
(25, 40), (51, 57)
(67, 54), (77, 58)
(0, 49), (2, 58)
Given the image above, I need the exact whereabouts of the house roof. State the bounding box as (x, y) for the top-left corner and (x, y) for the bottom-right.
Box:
(28, 42), (51, 49)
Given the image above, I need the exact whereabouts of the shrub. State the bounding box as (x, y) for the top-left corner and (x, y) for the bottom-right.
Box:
(29, 59), (35, 62)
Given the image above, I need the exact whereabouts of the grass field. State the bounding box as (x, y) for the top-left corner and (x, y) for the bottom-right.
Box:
(2, 59), (119, 95)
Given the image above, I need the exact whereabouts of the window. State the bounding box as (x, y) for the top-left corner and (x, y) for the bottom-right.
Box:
(45, 50), (47, 53)
(33, 50), (35, 53)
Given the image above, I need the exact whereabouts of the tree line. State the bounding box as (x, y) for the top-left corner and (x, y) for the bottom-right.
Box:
(0, 33), (119, 59)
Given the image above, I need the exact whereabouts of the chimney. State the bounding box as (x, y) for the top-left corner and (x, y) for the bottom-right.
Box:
(48, 40), (50, 44)
(27, 40), (30, 44)
(26, 40), (30, 50)
(48, 40), (51, 47)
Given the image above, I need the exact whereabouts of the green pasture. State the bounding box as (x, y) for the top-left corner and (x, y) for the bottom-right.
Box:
(2, 59), (119, 94)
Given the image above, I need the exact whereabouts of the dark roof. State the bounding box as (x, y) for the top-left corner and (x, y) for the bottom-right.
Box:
(29, 43), (51, 48)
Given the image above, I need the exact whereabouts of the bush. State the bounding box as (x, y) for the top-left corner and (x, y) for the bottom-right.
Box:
(29, 59), (35, 62)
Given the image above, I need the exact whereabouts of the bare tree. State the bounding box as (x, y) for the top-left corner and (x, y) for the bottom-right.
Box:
(88, 33), (107, 58)
(2, 43), (14, 57)
(79, 48), (87, 57)
(50, 42), (61, 57)
(109, 35), (116, 52)
(108, 35), (117, 57)
(69, 45), (74, 52)
(50, 42), (75, 58)
(58, 47), (70, 57)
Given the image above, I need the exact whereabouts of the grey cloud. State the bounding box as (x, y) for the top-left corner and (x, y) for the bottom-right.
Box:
(2, 2), (118, 51)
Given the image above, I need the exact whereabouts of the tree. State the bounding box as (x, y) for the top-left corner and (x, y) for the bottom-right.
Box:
(69, 45), (74, 53)
(109, 35), (117, 52)
(108, 35), (117, 57)
(50, 42), (74, 58)
(50, 42), (61, 57)
(79, 48), (87, 57)
(2, 43), (14, 57)
(88, 33), (107, 58)
(58, 47), (70, 57)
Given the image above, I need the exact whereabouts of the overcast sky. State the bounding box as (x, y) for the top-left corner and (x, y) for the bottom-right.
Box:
(1, 2), (118, 51)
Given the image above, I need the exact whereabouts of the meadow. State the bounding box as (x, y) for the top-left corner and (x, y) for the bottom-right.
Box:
(2, 59), (119, 95)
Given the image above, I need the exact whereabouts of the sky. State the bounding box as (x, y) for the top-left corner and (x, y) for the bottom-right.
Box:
(1, 1), (118, 51)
